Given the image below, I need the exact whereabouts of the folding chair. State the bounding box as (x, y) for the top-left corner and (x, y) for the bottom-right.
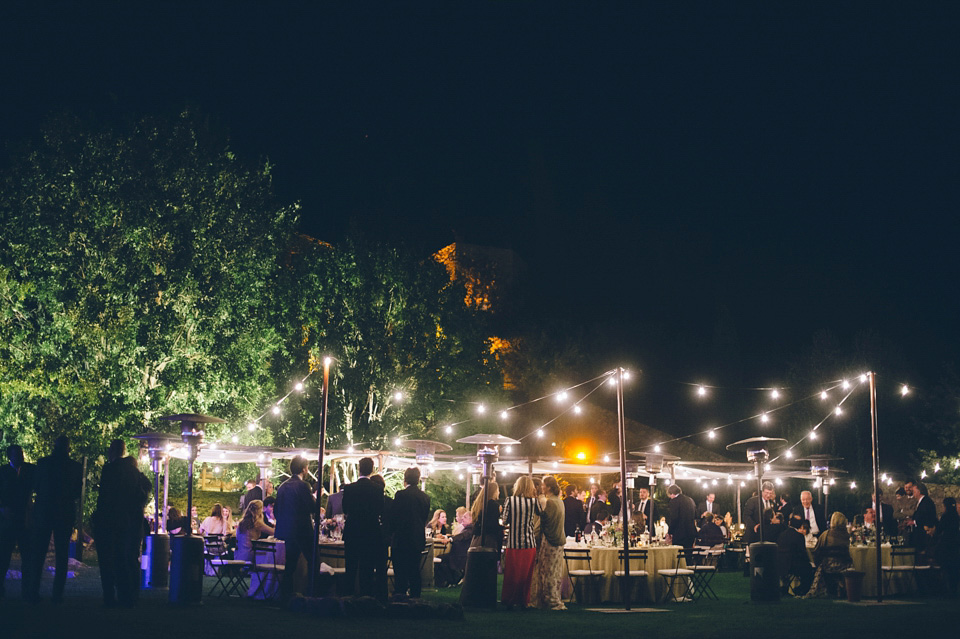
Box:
(882, 546), (929, 596)
(613, 547), (649, 603)
(563, 547), (604, 604)
(249, 539), (284, 600)
(203, 535), (249, 597)
(687, 546), (720, 601)
(657, 548), (695, 603)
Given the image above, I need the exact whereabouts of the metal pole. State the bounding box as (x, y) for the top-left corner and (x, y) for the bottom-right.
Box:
(311, 357), (331, 596)
(74, 456), (88, 560)
(869, 371), (883, 602)
(466, 471), (472, 509)
(615, 368), (631, 610)
(162, 457), (170, 532)
(755, 460), (764, 543)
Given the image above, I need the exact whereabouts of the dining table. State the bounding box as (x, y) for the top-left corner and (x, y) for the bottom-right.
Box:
(563, 543), (688, 602)
(804, 542), (912, 597)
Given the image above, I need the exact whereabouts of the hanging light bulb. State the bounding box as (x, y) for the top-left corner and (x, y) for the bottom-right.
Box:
(556, 391), (568, 402)
(698, 385), (707, 397)
(771, 389), (780, 400)
(394, 437), (402, 447)
(809, 430), (817, 440)
(272, 405), (281, 416)
(445, 425), (453, 435)
(573, 404), (582, 415)
(231, 435), (239, 444)
(934, 462), (941, 473)
(608, 377), (617, 387)
(505, 445), (513, 453)
(603, 455), (610, 463)
(820, 390), (828, 400)
(476, 404), (486, 415)
(500, 410), (509, 420)
(842, 380), (851, 390)
(536, 429), (545, 438)
(859, 374), (868, 383)
(654, 445), (662, 453)
(850, 481), (857, 489)
(775, 477), (782, 486)
(295, 382), (304, 392)
(900, 384), (910, 397)
(708, 429), (716, 439)
(248, 423), (257, 432)
(954, 460), (960, 469)
(835, 406), (843, 416)
(760, 413), (770, 424)
(785, 450), (793, 459)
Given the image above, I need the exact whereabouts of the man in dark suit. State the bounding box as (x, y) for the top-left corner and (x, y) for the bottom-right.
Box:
(792, 490), (827, 538)
(585, 488), (611, 534)
(342, 457), (383, 597)
(326, 487), (344, 518)
(607, 482), (622, 518)
(699, 492), (717, 519)
(666, 484), (697, 548)
(562, 483), (586, 537)
(94, 439), (151, 607)
(777, 518), (813, 596)
(635, 486), (654, 533)
(390, 466), (430, 598)
(0, 444), (35, 600)
(906, 481), (937, 549)
(744, 481), (777, 544)
(238, 479), (263, 515)
(274, 455), (316, 601)
(24, 435), (83, 604)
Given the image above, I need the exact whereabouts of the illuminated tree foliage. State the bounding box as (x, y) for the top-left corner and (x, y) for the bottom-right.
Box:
(0, 112), (504, 465)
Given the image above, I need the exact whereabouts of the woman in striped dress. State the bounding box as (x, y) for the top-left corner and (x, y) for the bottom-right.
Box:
(501, 475), (541, 608)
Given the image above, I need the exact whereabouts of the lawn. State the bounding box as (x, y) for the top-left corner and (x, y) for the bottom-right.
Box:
(1, 557), (950, 639)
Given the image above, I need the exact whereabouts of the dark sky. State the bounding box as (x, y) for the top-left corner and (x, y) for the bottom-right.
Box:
(3, 3), (959, 396)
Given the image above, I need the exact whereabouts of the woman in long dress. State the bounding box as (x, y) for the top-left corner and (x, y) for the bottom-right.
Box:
(529, 475), (567, 610)
(501, 476), (541, 608)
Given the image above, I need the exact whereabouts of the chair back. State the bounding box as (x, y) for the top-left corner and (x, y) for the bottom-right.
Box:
(617, 547), (648, 564)
(563, 546), (594, 572)
(204, 534), (227, 557)
(250, 539), (278, 569)
(890, 545), (918, 566)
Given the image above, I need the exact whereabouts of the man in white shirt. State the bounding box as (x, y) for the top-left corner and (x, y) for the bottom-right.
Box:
(635, 487), (654, 533)
(792, 490), (826, 537)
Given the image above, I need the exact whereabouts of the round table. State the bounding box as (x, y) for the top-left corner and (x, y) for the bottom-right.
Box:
(563, 543), (686, 602)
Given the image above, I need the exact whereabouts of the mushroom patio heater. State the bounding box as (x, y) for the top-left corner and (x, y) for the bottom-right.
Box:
(629, 451), (680, 533)
(456, 434), (519, 608)
(400, 439), (453, 485)
(133, 431), (180, 589)
(160, 413), (224, 605)
(727, 436), (786, 602)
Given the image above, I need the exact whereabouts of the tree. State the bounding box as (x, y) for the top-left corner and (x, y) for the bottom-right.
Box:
(0, 111), (299, 459)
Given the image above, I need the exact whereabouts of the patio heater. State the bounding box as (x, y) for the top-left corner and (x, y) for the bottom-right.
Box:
(457, 434), (520, 608)
(400, 439), (453, 486)
(796, 455), (843, 517)
(728, 437), (786, 602)
(159, 413), (224, 605)
(133, 431), (180, 589)
(629, 451), (679, 534)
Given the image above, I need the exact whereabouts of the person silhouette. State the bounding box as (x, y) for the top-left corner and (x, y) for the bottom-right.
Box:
(0, 444), (36, 599)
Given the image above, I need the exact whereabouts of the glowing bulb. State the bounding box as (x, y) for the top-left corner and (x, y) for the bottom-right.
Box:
(231, 435), (239, 444)
(551, 442), (556, 447)
(708, 429), (716, 439)
(394, 391), (403, 402)
(394, 438), (402, 447)
(458, 474), (465, 480)
(576, 452), (586, 461)
(881, 473), (889, 481)
(829, 478), (835, 486)
(785, 450), (793, 459)
(588, 477), (595, 485)
(476, 404), (486, 415)
(654, 445), (662, 453)
(214, 466), (221, 474)
(272, 405), (281, 415)
(248, 423), (257, 432)
(712, 479), (718, 486)
(295, 382), (304, 392)
(603, 455), (610, 463)
(445, 425), (453, 435)
(698, 385), (707, 397)
(954, 460), (960, 469)
(505, 445), (513, 453)
(934, 463), (941, 473)
(608, 377), (617, 386)
(573, 404), (582, 415)
(850, 481), (857, 489)
(771, 389), (780, 400)
(859, 374), (867, 383)
(775, 477), (782, 486)
(500, 410), (509, 420)
(537, 429), (545, 438)
(622, 370), (631, 380)
(760, 413), (769, 423)
(886, 478), (893, 485)
(835, 406), (843, 415)
(764, 464), (771, 472)
(323, 356), (332, 366)
(209, 442), (218, 450)
(556, 391), (568, 402)
(220, 452), (226, 459)
(347, 445), (355, 453)
(809, 431), (817, 440)
(842, 380), (850, 390)
(820, 390), (828, 400)
(552, 461), (558, 468)
(740, 481), (746, 487)
(901, 385), (909, 397)
(727, 477), (733, 485)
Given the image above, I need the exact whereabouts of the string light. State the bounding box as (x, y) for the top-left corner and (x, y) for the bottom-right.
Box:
(622, 370), (631, 380)
(476, 404), (486, 415)
(850, 481), (857, 489)
(901, 384), (910, 397)
(698, 385), (707, 397)
(842, 380), (851, 390)
(771, 389), (780, 400)
(556, 391), (569, 402)
(654, 445), (662, 453)
(271, 405), (281, 415)
(537, 429), (545, 438)
(573, 404), (582, 415)
(809, 431), (817, 440)
(500, 410), (509, 420)
(231, 436), (239, 444)
(835, 406), (843, 415)
(784, 450), (793, 459)
(859, 374), (868, 383)
(707, 429), (716, 439)
(295, 382), (304, 392)
(247, 423), (257, 432)
(821, 390), (828, 400)
(760, 413), (770, 423)
(445, 425), (453, 435)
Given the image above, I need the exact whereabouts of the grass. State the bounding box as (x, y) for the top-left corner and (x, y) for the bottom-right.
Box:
(2, 557), (953, 639)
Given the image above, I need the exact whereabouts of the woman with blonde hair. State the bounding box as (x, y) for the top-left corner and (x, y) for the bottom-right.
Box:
(501, 475), (541, 608)
(235, 499), (274, 562)
(470, 480), (502, 551)
(804, 511), (853, 598)
(529, 475), (566, 610)
(429, 509), (450, 542)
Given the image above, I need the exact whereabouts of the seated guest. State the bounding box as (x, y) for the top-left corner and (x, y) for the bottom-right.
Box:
(199, 503), (233, 537)
(804, 512), (853, 598)
(697, 513), (727, 547)
(263, 496), (277, 527)
(714, 514), (729, 539)
(166, 506), (189, 535)
(451, 506), (468, 535)
(435, 510), (474, 587)
(777, 518), (814, 596)
(428, 509), (449, 542)
(235, 500), (274, 562)
(863, 507), (876, 530)
(761, 507), (786, 542)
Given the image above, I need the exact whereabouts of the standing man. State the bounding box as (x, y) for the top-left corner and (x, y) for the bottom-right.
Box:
(342, 457), (383, 597)
(25, 435), (82, 604)
(94, 439), (151, 607)
(791, 490), (827, 539)
(390, 466), (430, 598)
(607, 482), (622, 517)
(636, 486), (654, 533)
(871, 489), (897, 538)
(0, 444), (35, 600)
(906, 481), (937, 549)
(699, 492), (717, 519)
(666, 484), (697, 549)
(562, 483), (586, 537)
(274, 455), (316, 601)
(745, 482), (777, 544)
(238, 478), (263, 515)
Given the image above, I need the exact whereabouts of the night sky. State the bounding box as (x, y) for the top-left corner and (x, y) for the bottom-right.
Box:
(3, 3), (959, 417)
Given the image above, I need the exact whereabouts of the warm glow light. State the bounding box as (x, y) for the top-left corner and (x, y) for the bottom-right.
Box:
(740, 481), (746, 487)
(394, 391), (403, 402)
(820, 390), (828, 400)
(323, 356), (332, 366)
(934, 463), (941, 473)
(231, 436), (239, 444)
(623, 370), (631, 380)
(785, 450), (793, 459)
(248, 423), (257, 432)
(394, 438), (402, 447)
(829, 478), (836, 485)
(347, 445), (355, 453)
(760, 413), (769, 423)
(214, 466), (221, 474)
(537, 429), (545, 438)
(445, 425), (453, 435)
(764, 464), (771, 472)
(576, 452), (587, 461)
(505, 445), (513, 453)
(589, 477), (595, 484)
(842, 380), (850, 390)
(209, 442), (218, 450)
(775, 477), (782, 486)
(295, 382), (304, 392)
(771, 389), (780, 400)
(698, 385), (707, 397)
(556, 391), (568, 402)
(654, 445), (662, 453)
(603, 455), (610, 463)
(954, 460), (960, 469)
(901, 385), (910, 397)
(573, 404), (582, 415)
(458, 474), (465, 480)
(551, 442), (556, 447)
(809, 431), (817, 440)
(708, 429), (716, 439)
(477, 404), (486, 415)
(850, 481), (857, 489)
(859, 374), (868, 383)
(608, 377), (617, 387)
(552, 461), (558, 468)
(835, 406), (843, 415)
(500, 410), (509, 420)
(727, 477), (733, 485)
(272, 405), (281, 415)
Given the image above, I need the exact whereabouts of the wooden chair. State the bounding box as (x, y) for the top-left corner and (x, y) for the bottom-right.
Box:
(249, 539), (284, 600)
(613, 547), (649, 603)
(657, 548), (695, 603)
(563, 547), (604, 604)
